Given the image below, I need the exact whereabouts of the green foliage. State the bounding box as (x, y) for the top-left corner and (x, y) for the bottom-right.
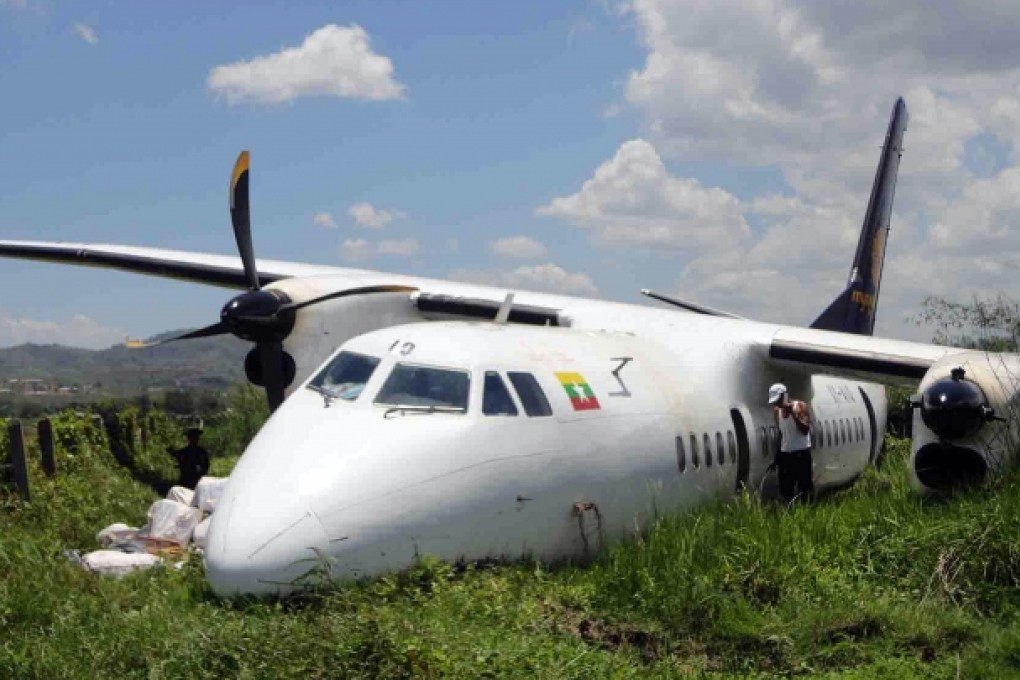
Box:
(3, 433), (1020, 677)
(201, 384), (269, 459)
(915, 294), (1020, 350)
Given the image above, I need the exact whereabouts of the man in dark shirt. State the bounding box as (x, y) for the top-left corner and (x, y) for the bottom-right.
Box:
(169, 427), (210, 490)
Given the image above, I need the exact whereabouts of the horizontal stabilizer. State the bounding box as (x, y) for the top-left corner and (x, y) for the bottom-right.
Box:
(640, 289), (742, 318)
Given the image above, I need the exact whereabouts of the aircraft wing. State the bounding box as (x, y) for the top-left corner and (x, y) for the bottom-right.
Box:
(0, 240), (347, 289)
(767, 326), (967, 386)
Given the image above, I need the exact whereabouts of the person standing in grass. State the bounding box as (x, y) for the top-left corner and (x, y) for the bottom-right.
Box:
(168, 427), (210, 490)
(768, 383), (814, 502)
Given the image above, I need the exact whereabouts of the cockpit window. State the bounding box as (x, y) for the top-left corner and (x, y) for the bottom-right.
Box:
(308, 351), (380, 401)
(483, 371), (518, 416)
(507, 372), (552, 417)
(374, 363), (470, 411)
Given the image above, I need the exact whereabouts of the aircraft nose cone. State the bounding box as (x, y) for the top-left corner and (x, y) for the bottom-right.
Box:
(203, 393), (373, 595)
(205, 498), (330, 596)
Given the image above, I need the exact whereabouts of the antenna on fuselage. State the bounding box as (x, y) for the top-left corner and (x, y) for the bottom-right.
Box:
(495, 293), (514, 324)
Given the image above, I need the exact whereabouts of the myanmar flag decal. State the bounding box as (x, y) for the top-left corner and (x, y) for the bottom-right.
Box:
(555, 372), (601, 411)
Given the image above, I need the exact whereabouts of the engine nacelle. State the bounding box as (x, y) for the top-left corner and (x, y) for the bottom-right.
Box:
(910, 351), (1020, 492)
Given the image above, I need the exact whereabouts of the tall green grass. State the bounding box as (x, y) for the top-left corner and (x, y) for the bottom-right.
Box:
(2, 432), (1020, 678)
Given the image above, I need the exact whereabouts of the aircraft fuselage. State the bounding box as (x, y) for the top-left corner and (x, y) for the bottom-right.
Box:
(205, 318), (885, 595)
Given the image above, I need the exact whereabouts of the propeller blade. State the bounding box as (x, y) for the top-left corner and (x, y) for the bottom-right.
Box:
(279, 284), (418, 314)
(229, 150), (260, 291)
(259, 340), (287, 412)
(126, 322), (230, 348)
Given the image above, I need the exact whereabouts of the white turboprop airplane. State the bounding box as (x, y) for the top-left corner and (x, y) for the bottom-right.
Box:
(2, 98), (1017, 596)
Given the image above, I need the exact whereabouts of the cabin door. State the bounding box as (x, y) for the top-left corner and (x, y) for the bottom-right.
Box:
(859, 387), (879, 464)
(731, 408), (751, 491)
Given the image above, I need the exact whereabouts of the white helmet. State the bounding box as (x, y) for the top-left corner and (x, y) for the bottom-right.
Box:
(768, 383), (787, 405)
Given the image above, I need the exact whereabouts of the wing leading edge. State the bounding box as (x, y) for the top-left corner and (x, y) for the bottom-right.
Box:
(768, 326), (965, 387)
(0, 240), (346, 289)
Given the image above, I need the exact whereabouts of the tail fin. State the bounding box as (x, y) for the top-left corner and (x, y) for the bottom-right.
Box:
(811, 97), (908, 335)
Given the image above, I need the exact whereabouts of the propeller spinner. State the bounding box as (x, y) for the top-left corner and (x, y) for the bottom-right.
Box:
(149, 151), (415, 412)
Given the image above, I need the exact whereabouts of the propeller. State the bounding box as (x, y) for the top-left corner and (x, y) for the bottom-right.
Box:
(143, 151), (416, 412)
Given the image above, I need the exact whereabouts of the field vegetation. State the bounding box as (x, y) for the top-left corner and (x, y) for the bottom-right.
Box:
(2, 402), (1020, 678)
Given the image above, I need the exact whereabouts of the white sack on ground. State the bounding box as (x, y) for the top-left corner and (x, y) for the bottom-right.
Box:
(142, 499), (203, 545)
(192, 477), (228, 513)
(192, 516), (212, 550)
(95, 523), (139, 548)
(166, 486), (195, 506)
(82, 550), (162, 577)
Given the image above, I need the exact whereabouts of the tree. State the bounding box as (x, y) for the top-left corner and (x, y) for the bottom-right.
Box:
(913, 294), (1020, 352)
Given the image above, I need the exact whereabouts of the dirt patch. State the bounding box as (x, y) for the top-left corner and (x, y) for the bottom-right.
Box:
(575, 616), (664, 663)
(544, 602), (665, 663)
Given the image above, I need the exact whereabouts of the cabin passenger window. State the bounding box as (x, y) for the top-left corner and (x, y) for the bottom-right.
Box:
(703, 433), (713, 468)
(483, 372), (518, 416)
(691, 433), (700, 468)
(825, 421), (832, 448)
(840, 419), (846, 445)
(676, 436), (686, 473)
(507, 372), (553, 417)
(716, 432), (725, 466)
(374, 364), (470, 411)
(308, 351), (380, 401)
(727, 431), (737, 464)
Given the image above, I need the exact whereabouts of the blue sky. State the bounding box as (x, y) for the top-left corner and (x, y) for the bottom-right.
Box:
(2, 1), (1020, 347)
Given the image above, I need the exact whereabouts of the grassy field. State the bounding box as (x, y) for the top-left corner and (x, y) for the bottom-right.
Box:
(2, 422), (1020, 678)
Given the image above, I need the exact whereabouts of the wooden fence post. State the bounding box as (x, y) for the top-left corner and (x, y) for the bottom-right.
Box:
(37, 418), (56, 478)
(7, 420), (29, 501)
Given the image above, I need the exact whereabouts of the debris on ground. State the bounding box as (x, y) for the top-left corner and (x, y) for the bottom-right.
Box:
(69, 476), (228, 578)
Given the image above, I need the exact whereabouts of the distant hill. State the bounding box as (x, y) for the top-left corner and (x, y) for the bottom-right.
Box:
(0, 332), (249, 394)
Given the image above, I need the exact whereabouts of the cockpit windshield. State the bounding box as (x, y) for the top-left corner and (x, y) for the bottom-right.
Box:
(374, 363), (470, 412)
(307, 351), (381, 401)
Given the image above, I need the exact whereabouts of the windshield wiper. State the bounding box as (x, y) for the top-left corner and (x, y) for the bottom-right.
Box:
(306, 384), (337, 408)
(383, 404), (466, 418)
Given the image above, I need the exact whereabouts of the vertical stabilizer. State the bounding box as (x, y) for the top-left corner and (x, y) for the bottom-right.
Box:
(811, 98), (908, 335)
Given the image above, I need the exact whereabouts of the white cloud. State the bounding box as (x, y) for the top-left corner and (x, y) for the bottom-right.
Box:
(537, 139), (749, 248)
(601, 0), (1020, 339)
(74, 23), (98, 45)
(312, 212), (337, 229)
(490, 236), (548, 259)
(376, 238), (419, 256)
(450, 263), (599, 297)
(348, 201), (406, 229)
(340, 237), (418, 262)
(0, 313), (125, 349)
(340, 238), (373, 262)
(208, 24), (405, 105)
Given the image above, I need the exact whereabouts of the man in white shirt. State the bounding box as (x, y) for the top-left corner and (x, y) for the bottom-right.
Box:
(768, 383), (814, 502)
